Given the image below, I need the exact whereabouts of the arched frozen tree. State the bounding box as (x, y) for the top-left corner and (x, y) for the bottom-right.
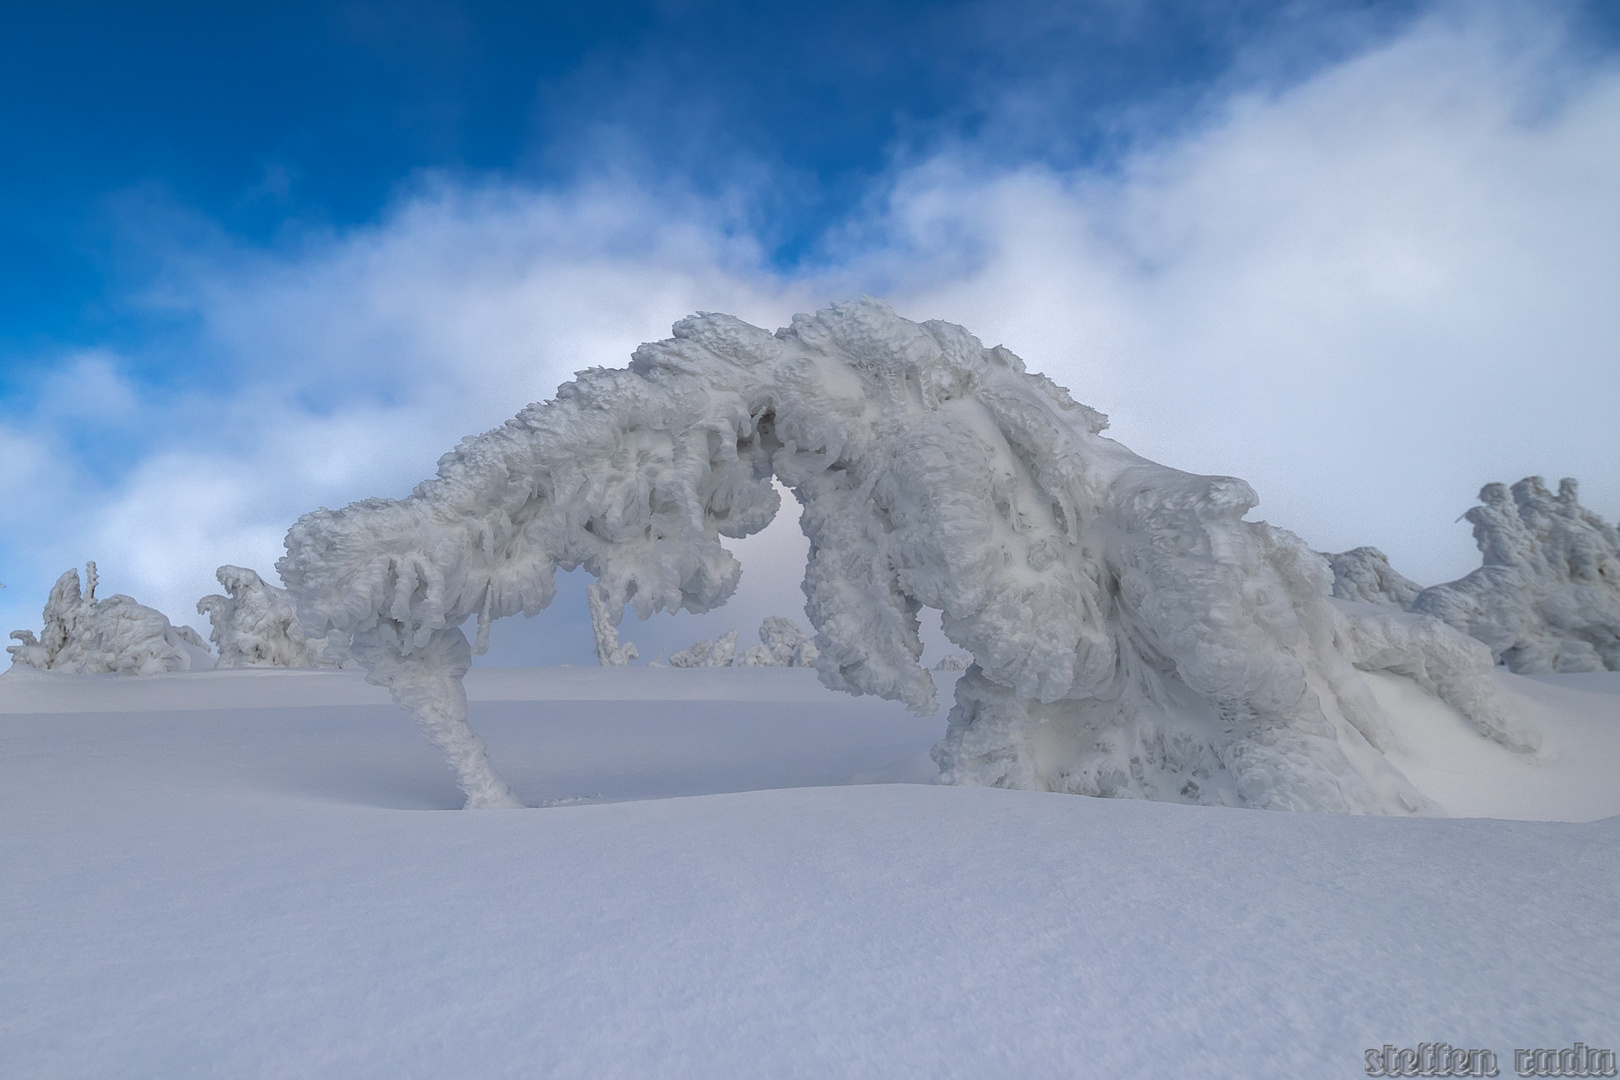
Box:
(278, 300), (1531, 812)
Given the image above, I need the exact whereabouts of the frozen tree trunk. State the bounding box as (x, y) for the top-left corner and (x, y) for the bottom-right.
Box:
(351, 625), (521, 809)
(587, 581), (638, 666)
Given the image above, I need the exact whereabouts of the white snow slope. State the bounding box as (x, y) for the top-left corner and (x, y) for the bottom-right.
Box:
(2, 665), (1616, 1079)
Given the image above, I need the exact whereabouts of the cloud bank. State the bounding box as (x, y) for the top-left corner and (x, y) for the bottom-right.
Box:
(4, 4), (1617, 666)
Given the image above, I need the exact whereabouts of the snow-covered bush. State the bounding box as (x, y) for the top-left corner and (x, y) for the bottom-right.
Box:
(739, 617), (818, 667)
(278, 300), (1527, 812)
(1327, 547), (1424, 609)
(669, 629), (738, 668)
(669, 618), (818, 668)
(586, 582), (639, 665)
(1411, 478), (1620, 673)
(197, 565), (348, 668)
(7, 562), (214, 675)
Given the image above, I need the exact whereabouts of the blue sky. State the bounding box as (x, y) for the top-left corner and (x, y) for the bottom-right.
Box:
(3, 0), (1619, 663)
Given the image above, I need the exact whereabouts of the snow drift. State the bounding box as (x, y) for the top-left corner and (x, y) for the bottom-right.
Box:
(198, 565), (348, 668)
(6, 562), (214, 675)
(1411, 478), (1620, 674)
(278, 300), (1530, 812)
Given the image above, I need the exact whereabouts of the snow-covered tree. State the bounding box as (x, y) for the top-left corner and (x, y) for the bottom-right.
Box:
(197, 565), (348, 668)
(668, 617), (818, 668)
(737, 617), (818, 667)
(278, 300), (1531, 812)
(1412, 478), (1620, 673)
(7, 562), (214, 675)
(669, 628), (738, 668)
(1326, 547), (1424, 609)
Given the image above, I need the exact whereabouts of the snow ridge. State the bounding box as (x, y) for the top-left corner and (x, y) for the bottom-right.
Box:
(278, 300), (1527, 812)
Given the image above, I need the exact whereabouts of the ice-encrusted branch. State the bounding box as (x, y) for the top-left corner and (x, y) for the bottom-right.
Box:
(279, 300), (1529, 813)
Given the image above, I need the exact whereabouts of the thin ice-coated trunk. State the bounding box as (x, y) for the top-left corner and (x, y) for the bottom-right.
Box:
(354, 625), (522, 809)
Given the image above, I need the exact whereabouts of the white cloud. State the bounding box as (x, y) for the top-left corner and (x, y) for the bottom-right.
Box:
(4, 3), (1617, 662)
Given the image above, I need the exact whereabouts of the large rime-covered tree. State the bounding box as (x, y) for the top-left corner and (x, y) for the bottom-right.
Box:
(279, 301), (1533, 812)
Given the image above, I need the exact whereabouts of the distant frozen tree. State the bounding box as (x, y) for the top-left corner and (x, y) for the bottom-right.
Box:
(279, 301), (1530, 812)
(7, 562), (214, 675)
(669, 629), (738, 668)
(672, 617), (818, 668)
(197, 565), (348, 668)
(934, 653), (973, 672)
(1326, 547), (1424, 609)
(586, 581), (639, 666)
(1412, 478), (1620, 673)
(736, 617), (818, 667)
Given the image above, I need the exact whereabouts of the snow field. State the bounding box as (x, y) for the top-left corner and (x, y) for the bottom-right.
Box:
(2, 666), (1617, 1078)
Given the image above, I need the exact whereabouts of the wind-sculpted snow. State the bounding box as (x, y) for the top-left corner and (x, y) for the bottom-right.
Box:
(1327, 547), (1424, 609)
(7, 562), (214, 675)
(198, 566), (348, 668)
(1412, 478), (1620, 674)
(278, 300), (1529, 812)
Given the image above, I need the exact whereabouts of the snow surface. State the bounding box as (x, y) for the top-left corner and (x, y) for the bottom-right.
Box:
(1, 665), (1616, 1078)
(278, 300), (1530, 813)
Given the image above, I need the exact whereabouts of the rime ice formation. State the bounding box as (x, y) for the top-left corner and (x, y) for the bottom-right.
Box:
(7, 562), (214, 675)
(739, 617), (819, 667)
(278, 300), (1529, 813)
(670, 629), (738, 668)
(198, 566), (349, 668)
(1412, 478), (1620, 674)
(1327, 547), (1424, 609)
(587, 582), (639, 665)
(670, 618), (819, 668)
